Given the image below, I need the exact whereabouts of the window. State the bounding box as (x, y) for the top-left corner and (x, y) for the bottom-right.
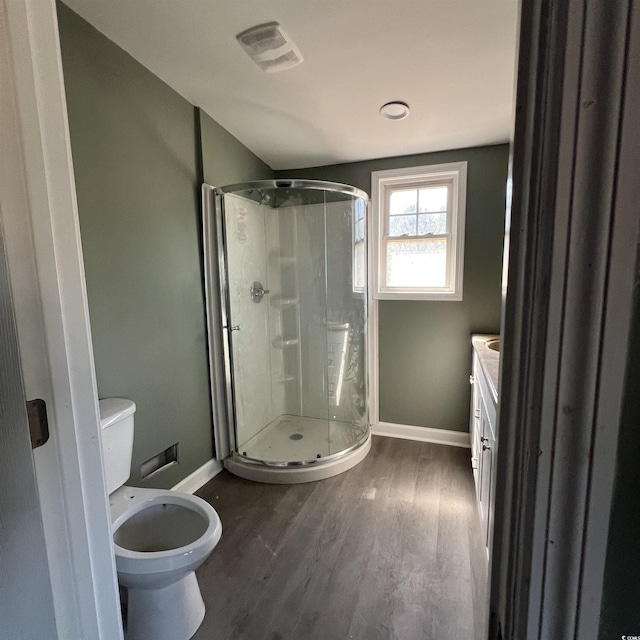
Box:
(371, 162), (467, 300)
(352, 198), (366, 292)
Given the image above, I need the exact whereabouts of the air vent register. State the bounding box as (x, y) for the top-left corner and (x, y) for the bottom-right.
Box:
(236, 21), (303, 73)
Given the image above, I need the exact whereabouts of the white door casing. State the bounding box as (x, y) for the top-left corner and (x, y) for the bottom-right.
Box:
(0, 169), (58, 640)
(1, 0), (123, 638)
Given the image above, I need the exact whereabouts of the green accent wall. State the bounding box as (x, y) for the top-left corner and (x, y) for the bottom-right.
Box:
(278, 145), (508, 431)
(57, 3), (271, 488)
(199, 110), (272, 187)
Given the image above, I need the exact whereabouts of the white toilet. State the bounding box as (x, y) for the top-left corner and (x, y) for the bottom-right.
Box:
(99, 398), (222, 640)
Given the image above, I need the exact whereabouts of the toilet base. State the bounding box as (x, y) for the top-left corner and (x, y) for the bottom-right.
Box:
(124, 571), (205, 640)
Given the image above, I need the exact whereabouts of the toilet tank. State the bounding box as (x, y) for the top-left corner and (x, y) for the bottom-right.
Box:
(99, 398), (136, 494)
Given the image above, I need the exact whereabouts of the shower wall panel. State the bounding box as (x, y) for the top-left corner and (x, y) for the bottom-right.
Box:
(294, 203), (329, 421)
(273, 200), (368, 429)
(224, 195), (284, 447)
(265, 209), (286, 423)
(275, 210), (302, 416)
(325, 201), (367, 427)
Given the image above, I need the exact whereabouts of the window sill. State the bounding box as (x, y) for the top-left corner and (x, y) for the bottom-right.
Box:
(373, 290), (463, 302)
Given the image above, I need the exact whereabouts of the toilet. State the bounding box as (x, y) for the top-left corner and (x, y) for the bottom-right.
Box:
(99, 398), (222, 640)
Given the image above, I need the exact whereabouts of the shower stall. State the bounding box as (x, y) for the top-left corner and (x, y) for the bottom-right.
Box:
(203, 180), (370, 483)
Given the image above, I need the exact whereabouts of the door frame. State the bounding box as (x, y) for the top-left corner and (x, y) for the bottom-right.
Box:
(491, 1), (639, 638)
(202, 184), (234, 461)
(1, 1), (122, 638)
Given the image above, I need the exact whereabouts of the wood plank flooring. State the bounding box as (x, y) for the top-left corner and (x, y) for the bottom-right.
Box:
(194, 435), (486, 640)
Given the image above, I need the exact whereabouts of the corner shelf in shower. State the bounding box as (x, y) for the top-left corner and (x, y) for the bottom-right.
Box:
(269, 255), (296, 266)
(271, 296), (299, 307)
(272, 337), (299, 348)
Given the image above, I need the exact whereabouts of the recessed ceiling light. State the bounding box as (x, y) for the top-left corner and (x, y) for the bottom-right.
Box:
(380, 101), (410, 120)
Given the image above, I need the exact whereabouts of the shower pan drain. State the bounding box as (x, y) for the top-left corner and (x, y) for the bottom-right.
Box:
(289, 433), (303, 441)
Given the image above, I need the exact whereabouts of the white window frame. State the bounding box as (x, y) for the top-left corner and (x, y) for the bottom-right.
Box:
(352, 197), (366, 293)
(371, 161), (467, 301)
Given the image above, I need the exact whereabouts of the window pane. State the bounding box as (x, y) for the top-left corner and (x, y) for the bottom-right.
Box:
(418, 212), (446, 235)
(386, 238), (447, 288)
(389, 214), (417, 237)
(390, 189), (417, 215)
(418, 186), (448, 212)
(354, 242), (365, 290)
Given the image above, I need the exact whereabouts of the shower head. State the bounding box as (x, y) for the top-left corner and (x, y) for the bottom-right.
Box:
(245, 188), (273, 206)
(276, 190), (305, 208)
(252, 189), (302, 207)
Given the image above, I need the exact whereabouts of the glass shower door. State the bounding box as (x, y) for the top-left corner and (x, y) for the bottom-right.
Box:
(222, 193), (276, 458)
(324, 193), (368, 454)
(289, 192), (331, 460)
(222, 188), (332, 464)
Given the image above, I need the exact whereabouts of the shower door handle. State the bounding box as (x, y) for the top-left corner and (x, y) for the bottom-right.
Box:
(225, 325), (240, 332)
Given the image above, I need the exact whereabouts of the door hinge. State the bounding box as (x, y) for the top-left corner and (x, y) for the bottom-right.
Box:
(27, 398), (49, 449)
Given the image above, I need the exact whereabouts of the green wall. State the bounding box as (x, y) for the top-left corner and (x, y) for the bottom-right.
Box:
(199, 110), (272, 186)
(278, 145), (508, 431)
(57, 4), (271, 488)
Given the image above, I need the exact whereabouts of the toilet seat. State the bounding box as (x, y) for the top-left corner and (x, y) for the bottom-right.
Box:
(110, 487), (222, 577)
(109, 486), (221, 640)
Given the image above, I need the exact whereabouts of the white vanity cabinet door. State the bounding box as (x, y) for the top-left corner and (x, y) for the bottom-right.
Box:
(478, 393), (496, 553)
(470, 355), (482, 499)
(470, 350), (497, 559)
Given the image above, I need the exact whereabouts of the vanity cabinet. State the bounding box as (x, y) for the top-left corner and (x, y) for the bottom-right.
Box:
(470, 348), (497, 559)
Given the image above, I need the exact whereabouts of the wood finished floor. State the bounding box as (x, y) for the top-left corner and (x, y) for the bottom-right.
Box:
(194, 435), (485, 640)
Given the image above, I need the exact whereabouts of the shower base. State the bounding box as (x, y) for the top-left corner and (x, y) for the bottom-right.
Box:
(224, 415), (371, 484)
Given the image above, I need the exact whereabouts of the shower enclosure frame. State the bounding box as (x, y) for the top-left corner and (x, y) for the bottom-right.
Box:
(202, 180), (371, 483)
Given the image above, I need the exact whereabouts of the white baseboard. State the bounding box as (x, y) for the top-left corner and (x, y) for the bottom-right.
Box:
(171, 458), (223, 494)
(372, 421), (470, 448)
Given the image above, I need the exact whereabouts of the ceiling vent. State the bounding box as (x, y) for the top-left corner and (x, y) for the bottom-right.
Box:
(236, 22), (303, 73)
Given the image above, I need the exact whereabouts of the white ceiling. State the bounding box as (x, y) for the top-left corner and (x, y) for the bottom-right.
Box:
(62, 1), (518, 170)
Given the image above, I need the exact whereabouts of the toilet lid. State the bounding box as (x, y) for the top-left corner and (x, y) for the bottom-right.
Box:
(99, 398), (136, 429)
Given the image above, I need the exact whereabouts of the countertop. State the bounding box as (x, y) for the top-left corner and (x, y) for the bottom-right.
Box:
(472, 334), (500, 405)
